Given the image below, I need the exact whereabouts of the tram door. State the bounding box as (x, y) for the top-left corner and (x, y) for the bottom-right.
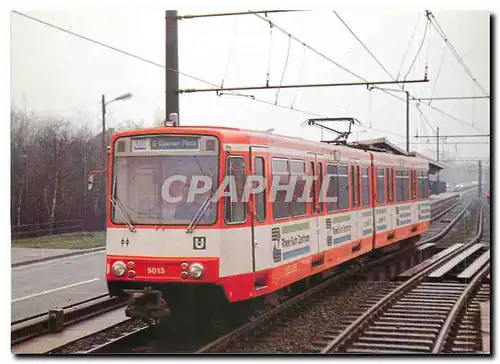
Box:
(249, 146), (270, 272)
(309, 155), (322, 254)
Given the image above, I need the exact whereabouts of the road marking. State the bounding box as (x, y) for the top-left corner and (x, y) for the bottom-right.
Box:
(11, 278), (100, 303)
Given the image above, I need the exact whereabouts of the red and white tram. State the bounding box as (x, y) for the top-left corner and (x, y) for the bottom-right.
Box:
(103, 126), (431, 320)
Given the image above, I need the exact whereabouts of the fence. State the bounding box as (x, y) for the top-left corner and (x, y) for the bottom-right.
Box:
(11, 219), (84, 240)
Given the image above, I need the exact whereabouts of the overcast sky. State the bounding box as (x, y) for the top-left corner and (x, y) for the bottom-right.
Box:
(10, 9), (490, 162)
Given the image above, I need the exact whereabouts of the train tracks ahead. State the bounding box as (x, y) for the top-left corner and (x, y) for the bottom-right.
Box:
(195, 196), (477, 354)
(11, 294), (126, 348)
(310, 204), (489, 354)
(11, 192), (471, 354)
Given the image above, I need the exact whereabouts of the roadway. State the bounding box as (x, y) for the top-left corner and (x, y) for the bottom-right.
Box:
(11, 250), (107, 321)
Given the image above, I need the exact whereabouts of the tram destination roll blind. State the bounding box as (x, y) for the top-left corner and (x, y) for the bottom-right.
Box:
(150, 137), (199, 150)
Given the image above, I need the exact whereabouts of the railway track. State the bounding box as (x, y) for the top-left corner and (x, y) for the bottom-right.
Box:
(11, 294), (126, 347)
(193, 197), (478, 354)
(309, 203), (489, 354)
(11, 192), (473, 354)
(78, 193), (473, 354)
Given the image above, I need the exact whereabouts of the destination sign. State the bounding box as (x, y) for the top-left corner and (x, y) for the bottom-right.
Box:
(150, 137), (199, 150)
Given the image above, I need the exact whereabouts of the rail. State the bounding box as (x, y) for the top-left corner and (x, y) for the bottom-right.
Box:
(432, 262), (490, 352)
(196, 199), (473, 354)
(320, 203), (485, 353)
(11, 190), (469, 352)
(11, 295), (126, 346)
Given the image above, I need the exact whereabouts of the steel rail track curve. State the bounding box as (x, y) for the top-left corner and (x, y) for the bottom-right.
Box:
(195, 196), (473, 354)
(12, 192), (468, 353)
(318, 203), (486, 353)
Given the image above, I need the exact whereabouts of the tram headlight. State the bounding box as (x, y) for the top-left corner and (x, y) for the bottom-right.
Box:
(112, 261), (127, 277)
(189, 263), (204, 279)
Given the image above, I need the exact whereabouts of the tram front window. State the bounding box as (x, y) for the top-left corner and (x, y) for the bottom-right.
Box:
(111, 154), (219, 225)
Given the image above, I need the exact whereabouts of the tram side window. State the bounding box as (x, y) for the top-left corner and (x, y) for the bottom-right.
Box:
(419, 171), (429, 199)
(409, 170), (413, 199)
(254, 157), (266, 222)
(389, 169), (394, 202)
(377, 168), (385, 204)
(318, 162), (324, 213)
(411, 171), (418, 200)
(417, 171), (422, 199)
(415, 171), (419, 199)
(418, 171), (425, 199)
(224, 156), (247, 224)
(396, 170), (404, 202)
(291, 160), (306, 217)
(402, 170), (409, 201)
(355, 166), (361, 207)
(272, 158), (290, 219)
(326, 163), (339, 212)
(362, 167), (369, 207)
(386, 168), (393, 203)
(338, 164), (349, 209)
(410, 170), (414, 199)
(350, 166), (356, 208)
(310, 162), (316, 214)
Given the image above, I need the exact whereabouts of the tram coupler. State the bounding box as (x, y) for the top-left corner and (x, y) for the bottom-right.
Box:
(123, 288), (170, 324)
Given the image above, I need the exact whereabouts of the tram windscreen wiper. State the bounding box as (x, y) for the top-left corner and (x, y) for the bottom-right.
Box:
(186, 191), (213, 234)
(185, 155), (215, 233)
(110, 176), (135, 232)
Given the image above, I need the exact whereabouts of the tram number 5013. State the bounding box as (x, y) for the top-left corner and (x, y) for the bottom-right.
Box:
(147, 266), (166, 275)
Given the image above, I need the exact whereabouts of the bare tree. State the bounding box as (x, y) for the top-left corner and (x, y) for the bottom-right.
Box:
(11, 105), (146, 238)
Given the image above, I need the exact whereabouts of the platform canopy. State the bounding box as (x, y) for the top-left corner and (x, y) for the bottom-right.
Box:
(407, 151), (446, 174)
(354, 137), (445, 174)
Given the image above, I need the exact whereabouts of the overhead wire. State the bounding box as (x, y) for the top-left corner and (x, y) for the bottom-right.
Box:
(254, 11), (484, 134)
(11, 11), (218, 88)
(470, 82), (476, 128)
(427, 42), (448, 106)
(368, 87), (372, 128)
(417, 107), (437, 134)
(420, 109), (431, 139)
(253, 12), (368, 82)
(423, 100), (486, 133)
(332, 11), (395, 80)
(12, 9), (396, 137)
(14, 10), (483, 140)
(396, 13), (421, 80)
(403, 18), (430, 83)
(291, 44), (306, 109)
(220, 18), (239, 88)
(427, 11), (489, 96)
(11, 10), (328, 120)
(275, 34), (292, 105)
(424, 15), (432, 80)
(330, 10), (483, 147)
(331, 11), (409, 134)
(416, 100), (420, 138)
(253, 12), (416, 140)
(265, 15), (273, 87)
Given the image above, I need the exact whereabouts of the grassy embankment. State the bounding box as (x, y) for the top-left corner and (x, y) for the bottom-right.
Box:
(12, 231), (105, 249)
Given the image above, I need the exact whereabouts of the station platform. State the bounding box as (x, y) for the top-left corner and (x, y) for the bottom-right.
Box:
(429, 192), (460, 200)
